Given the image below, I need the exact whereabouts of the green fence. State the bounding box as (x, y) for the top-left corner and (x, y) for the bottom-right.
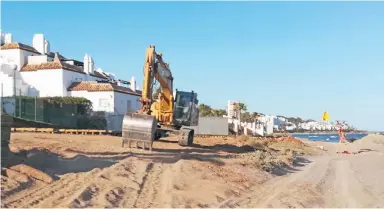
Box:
(1, 96), (108, 130)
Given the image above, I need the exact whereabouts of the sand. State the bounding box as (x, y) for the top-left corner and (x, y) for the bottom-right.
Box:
(1, 133), (384, 208)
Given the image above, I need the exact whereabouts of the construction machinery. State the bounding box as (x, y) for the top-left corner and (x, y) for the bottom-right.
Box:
(121, 45), (199, 150)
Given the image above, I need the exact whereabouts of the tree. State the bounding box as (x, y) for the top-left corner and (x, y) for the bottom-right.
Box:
(241, 112), (252, 122)
(198, 104), (227, 117)
(251, 112), (262, 120)
(233, 102), (247, 121)
(212, 109), (227, 117)
(198, 104), (213, 117)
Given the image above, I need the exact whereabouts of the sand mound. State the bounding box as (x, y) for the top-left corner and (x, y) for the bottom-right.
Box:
(350, 135), (384, 152)
(355, 135), (384, 146)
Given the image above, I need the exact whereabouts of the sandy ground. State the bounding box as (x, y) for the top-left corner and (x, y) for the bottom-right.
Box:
(220, 135), (384, 208)
(1, 133), (384, 208)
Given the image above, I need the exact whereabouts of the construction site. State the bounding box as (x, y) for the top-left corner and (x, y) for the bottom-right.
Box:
(1, 42), (384, 208)
(1, 6), (384, 207)
(0, 42), (319, 207)
(2, 119), (384, 208)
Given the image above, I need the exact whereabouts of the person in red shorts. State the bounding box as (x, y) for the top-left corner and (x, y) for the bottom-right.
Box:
(337, 121), (347, 143)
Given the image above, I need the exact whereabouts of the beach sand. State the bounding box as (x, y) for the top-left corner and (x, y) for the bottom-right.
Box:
(1, 133), (384, 208)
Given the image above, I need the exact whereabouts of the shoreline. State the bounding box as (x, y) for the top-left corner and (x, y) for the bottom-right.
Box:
(289, 132), (369, 135)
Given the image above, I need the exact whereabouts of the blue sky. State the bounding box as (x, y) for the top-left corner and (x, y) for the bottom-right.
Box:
(2, 2), (384, 131)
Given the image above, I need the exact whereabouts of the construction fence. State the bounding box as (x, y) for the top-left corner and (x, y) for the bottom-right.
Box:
(1, 91), (124, 131)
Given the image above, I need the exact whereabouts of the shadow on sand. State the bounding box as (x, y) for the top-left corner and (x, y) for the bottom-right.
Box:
(270, 157), (313, 176)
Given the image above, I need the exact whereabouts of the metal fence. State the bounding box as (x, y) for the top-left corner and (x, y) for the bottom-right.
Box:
(1, 87), (124, 131)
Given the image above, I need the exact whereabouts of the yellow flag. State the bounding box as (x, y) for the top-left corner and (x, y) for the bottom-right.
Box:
(322, 111), (329, 121)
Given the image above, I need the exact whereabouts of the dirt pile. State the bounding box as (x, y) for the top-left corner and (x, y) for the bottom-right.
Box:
(234, 136), (317, 174)
(355, 134), (384, 146)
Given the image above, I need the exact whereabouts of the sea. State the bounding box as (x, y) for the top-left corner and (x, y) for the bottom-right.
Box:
(291, 133), (371, 143)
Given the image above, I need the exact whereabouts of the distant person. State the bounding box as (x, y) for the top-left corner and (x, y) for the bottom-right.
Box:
(338, 126), (347, 143)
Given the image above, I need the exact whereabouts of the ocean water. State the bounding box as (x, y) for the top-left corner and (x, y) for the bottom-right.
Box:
(292, 133), (369, 143)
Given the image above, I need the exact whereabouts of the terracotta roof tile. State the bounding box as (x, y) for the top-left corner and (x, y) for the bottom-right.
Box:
(1, 42), (41, 54)
(20, 60), (85, 74)
(68, 81), (141, 96)
(4, 42), (111, 80)
(20, 61), (62, 71)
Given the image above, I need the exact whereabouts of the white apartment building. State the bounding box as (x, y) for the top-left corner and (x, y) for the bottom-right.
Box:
(226, 100), (238, 118)
(0, 31), (142, 131)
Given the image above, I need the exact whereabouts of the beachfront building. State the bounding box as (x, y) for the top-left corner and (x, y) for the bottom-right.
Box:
(298, 121), (350, 131)
(0, 31), (142, 130)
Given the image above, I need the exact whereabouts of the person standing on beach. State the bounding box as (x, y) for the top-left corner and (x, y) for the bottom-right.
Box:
(337, 121), (347, 143)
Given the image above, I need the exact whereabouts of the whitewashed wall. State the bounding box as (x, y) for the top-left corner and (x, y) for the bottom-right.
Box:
(62, 70), (86, 96)
(21, 69), (64, 97)
(0, 71), (15, 96)
(70, 90), (114, 113)
(113, 91), (140, 115)
(0, 61), (31, 97)
(0, 49), (22, 70)
(69, 90), (140, 132)
(20, 50), (40, 68)
(0, 49), (41, 71)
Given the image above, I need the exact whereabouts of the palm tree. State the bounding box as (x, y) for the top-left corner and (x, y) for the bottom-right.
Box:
(233, 102), (247, 135)
(198, 104), (213, 117)
(234, 102), (247, 121)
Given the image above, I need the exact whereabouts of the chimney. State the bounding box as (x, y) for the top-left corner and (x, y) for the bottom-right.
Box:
(44, 40), (50, 54)
(88, 56), (94, 74)
(4, 33), (12, 44)
(83, 53), (89, 74)
(54, 52), (60, 62)
(32, 34), (45, 54)
(130, 76), (136, 92)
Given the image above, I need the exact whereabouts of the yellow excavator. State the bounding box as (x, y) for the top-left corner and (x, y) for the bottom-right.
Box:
(121, 45), (199, 150)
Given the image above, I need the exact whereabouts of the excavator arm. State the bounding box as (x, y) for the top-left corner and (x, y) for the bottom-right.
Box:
(139, 45), (175, 125)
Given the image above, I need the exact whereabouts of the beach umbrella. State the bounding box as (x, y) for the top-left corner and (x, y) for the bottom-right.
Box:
(322, 111), (329, 121)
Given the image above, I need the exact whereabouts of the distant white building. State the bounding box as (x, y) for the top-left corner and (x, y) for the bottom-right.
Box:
(0, 31), (142, 131)
(227, 100), (238, 118)
(298, 120), (350, 131)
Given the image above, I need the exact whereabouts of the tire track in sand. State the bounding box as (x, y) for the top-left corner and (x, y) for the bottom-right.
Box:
(324, 158), (384, 207)
(133, 163), (165, 208)
(213, 156), (331, 208)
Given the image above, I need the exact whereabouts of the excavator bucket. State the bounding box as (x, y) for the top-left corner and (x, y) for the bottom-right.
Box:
(121, 112), (157, 151)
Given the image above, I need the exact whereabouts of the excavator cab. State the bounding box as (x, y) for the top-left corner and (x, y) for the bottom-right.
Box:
(173, 90), (199, 127)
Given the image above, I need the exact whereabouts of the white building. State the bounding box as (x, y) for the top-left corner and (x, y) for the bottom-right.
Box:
(298, 120), (350, 131)
(227, 100), (238, 118)
(0, 31), (142, 131)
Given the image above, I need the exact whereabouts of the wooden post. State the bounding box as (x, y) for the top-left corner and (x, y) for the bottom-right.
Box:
(19, 89), (21, 117)
(34, 96), (37, 121)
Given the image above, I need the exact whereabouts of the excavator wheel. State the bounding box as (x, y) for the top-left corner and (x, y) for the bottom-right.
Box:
(178, 128), (194, 146)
